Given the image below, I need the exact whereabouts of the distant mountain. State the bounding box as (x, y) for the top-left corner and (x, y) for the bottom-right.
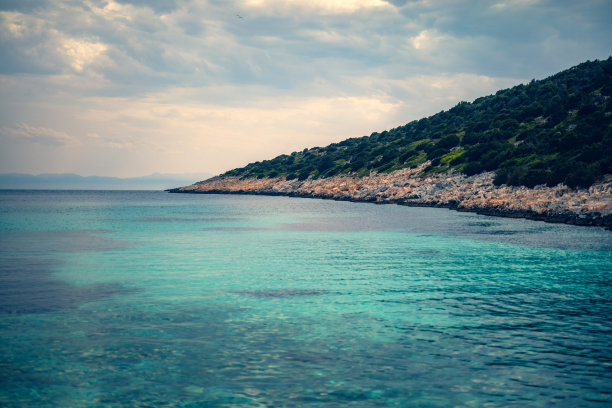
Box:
(222, 58), (612, 189)
(0, 173), (213, 190)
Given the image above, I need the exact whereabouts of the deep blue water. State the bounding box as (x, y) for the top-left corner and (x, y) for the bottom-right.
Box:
(0, 190), (611, 407)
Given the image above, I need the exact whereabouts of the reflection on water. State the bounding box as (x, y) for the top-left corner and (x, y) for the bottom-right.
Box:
(0, 229), (135, 314)
(0, 257), (136, 314)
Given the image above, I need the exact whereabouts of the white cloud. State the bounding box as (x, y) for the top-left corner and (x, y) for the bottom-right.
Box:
(1, 122), (79, 146)
(243, 0), (392, 14)
(88, 0), (135, 21)
(86, 132), (133, 149)
(491, 0), (541, 11)
(61, 39), (107, 72)
(2, 11), (28, 37)
(409, 29), (447, 50)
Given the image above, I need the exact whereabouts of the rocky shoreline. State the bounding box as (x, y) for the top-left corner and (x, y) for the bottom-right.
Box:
(169, 164), (612, 229)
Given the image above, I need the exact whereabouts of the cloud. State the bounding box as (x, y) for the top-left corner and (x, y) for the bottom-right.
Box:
(114, 0), (179, 14)
(3, 0), (609, 88)
(4, 71), (516, 175)
(0, 9), (110, 75)
(243, 0), (393, 14)
(0, 0), (42, 13)
(409, 29), (446, 50)
(1, 0), (611, 176)
(86, 132), (133, 149)
(1, 122), (78, 146)
(62, 39), (107, 72)
(490, 0), (541, 10)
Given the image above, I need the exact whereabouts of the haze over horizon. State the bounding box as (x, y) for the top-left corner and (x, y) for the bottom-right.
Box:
(1, 0), (610, 178)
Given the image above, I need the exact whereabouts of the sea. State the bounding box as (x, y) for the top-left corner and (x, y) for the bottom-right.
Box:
(0, 190), (611, 407)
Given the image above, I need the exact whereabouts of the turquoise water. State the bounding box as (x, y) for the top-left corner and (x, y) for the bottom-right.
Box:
(0, 190), (611, 407)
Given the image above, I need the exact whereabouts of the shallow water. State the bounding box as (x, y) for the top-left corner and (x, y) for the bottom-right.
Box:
(0, 190), (611, 407)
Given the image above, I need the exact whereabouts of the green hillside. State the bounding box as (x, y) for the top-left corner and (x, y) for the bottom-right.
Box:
(223, 58), (612, 188)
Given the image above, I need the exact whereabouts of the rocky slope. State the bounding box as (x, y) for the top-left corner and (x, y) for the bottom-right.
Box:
(170, 163), (612, 228)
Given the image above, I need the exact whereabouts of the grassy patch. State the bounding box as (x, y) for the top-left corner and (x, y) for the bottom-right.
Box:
(440, 147), (465, 164)
(357, 168), (370, 178)
(404, 152), (428, 168)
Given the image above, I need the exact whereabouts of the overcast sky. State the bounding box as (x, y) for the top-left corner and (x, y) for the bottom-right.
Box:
(0, 0), (610, 177)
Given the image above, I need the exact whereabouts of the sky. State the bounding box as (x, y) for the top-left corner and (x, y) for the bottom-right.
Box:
(0, 0), (610, 177)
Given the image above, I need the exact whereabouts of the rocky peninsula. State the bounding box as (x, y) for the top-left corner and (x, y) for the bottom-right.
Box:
(170, 163), (612, 229)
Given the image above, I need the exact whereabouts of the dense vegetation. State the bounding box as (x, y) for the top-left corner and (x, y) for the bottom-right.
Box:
(223, 58), (612, 188)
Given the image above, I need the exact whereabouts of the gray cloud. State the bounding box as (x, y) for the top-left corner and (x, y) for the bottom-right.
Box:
(0, 0), (45, 13)
(394, 0), (612, 77)
(114, 0), (179, 14)
(2, 0), (610, 88)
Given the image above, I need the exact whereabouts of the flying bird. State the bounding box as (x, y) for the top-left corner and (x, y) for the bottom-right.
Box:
(236, 14), (243, 19)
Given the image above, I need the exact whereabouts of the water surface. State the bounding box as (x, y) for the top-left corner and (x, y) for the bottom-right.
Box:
(1, 190), (610, 407)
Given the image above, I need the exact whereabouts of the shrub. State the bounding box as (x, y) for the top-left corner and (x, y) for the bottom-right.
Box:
(564, 165), (597, 188)
(463, 162), (484, 176)
(437, 135), (460, 149)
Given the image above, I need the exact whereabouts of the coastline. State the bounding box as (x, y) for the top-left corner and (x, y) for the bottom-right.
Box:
(169, 164), (612, 229)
